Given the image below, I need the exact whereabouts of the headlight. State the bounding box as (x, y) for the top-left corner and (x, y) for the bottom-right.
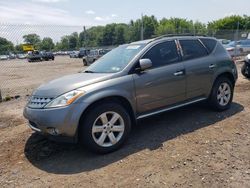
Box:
(45, 89), (85, 108)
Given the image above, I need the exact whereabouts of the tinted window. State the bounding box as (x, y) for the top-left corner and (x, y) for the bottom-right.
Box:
(179, 40), (208, 61)
(142, 41), (180, 68)
(200, 38), (217, 53)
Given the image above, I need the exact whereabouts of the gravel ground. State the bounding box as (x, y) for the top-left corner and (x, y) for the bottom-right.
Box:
(0, 58), (249, 188)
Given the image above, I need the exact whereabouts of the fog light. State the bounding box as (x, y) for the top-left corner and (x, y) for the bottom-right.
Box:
(47, 127), (59, 135)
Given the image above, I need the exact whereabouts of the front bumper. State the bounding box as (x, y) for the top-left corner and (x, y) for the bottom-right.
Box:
(23, 102), (89, 142)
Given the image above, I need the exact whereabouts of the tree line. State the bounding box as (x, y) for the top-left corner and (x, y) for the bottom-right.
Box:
(1, 15), (250, 55)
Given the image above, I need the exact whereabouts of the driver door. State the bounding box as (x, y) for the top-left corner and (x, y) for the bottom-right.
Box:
(133, 40), (186, 115)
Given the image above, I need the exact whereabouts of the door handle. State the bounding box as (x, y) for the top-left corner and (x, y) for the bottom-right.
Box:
(209, 64), (216, 69)
(174, 70), (184, 76)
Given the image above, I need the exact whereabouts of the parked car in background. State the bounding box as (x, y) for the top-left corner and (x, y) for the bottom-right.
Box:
(40, 51), (54, 61)
(79, 48), (90, 58)
(8, 53), (16, 59)
(83, 49), (111, 66)
(54, 51), (68, 56)
(69, 51), (79, 58)
(218, 39), (231, 47)
(24, 35), (237, 153)
(27, 51), (54, 62)
(225, 40), (250, 56)
(27, 51), (42, 62)
(16, 53), (27, 59)
(0, 55), (8, 60)
(241, 54), (250, 78)
(238, 39), (250, 53)
(225, 41), (241, 57)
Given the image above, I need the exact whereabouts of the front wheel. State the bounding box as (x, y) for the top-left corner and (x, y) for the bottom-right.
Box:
(208, 77), (234, 111)
(79, 102), (131, 153)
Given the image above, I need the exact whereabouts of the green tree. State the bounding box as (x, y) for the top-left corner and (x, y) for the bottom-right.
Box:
(128, 20), (141, 42)
(101, 24), (116, 46)
(0, 37), (14, 55)
(193, 21), (207, 35)
(23, 34), (41, 49)
(156, 19), (176, 35)
(79, 26), (105, 47)
(15, 44), (23, 53)
(142, 15), (158, 39)
(40, 37), (54, 51)
(208, 15), (245, 30)
(68, 32), (79, 50)
(114, 24), (126, 45)
(55, 36), (69, 51)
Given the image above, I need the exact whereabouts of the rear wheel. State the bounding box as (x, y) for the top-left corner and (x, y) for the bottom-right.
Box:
(79, 102), (131, 153)
(241, 64), (250, 78)
(208, 77), (234, 111)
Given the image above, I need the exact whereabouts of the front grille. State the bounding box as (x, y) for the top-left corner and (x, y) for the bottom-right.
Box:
(28, 96), (53, 109)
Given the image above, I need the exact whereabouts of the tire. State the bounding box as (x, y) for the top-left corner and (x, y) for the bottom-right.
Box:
(83, 60), (87, 66)
(79, 102), (131, 154)
(208, 77), (234, 111)
(241, 64), (250, 78)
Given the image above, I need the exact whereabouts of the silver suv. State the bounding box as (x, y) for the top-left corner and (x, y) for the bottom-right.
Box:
(24, 36), (238, 153)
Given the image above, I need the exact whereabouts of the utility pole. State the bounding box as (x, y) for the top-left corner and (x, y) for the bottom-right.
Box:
(83, 26), (87, 48)
(140, 13), (144, 40)
(234, 21), (240, 57)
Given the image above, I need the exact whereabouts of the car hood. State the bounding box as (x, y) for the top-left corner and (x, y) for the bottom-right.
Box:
(32, 73), (113, 97)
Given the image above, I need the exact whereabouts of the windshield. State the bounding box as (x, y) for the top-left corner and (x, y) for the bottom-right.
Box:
(85, 44), (146, 73)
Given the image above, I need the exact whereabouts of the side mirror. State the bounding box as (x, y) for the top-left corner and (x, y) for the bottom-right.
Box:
(138, 59), (152, 71)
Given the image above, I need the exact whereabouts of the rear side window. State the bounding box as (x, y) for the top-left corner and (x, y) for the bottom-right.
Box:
(142, 41), (180, 68)
(179, 40), (208, 61)
(200, 38), (217, 53)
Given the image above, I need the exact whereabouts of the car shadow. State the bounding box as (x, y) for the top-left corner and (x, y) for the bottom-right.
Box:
(24, 102), (244, 174)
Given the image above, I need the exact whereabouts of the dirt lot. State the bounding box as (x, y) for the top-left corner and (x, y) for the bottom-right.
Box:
(0, 56), (83, 97)
(0, 58), (249, 188)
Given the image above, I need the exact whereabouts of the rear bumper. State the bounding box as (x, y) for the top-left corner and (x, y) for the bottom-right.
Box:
(23, 102), (89, 143)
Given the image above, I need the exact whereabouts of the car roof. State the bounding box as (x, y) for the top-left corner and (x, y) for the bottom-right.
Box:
(130, 35), (216, 45)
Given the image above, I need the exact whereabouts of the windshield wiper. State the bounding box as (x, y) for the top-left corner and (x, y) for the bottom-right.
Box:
(84, 70), (95, 73)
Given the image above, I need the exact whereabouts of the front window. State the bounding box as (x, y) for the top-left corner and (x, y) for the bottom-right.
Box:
(142, 41), (180, 68)
(85, 44), (146, 73)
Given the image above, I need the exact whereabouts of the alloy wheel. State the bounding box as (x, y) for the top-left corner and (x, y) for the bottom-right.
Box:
(217, 82), (231, 106)
(92, 111), (125, 147)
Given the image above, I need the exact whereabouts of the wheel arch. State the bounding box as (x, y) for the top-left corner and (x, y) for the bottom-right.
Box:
(208, 71), (236, 98)
(77, 95), (136, 137)
(213, 72), (236, 87)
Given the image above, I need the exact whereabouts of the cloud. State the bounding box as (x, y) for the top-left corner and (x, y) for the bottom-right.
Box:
(111, 14), (118, 18)
(95, 14), (118, 22)
(95, 16), (105, 21)
(0, 1), (92, 25)
(32, 0), (68, 3)
(85, 10), (95, 15)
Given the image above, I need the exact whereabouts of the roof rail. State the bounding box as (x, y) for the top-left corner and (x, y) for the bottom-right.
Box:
(153, 33), (208, 41)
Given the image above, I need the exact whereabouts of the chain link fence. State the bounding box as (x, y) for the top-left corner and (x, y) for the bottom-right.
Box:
(0, 24), (249, 99)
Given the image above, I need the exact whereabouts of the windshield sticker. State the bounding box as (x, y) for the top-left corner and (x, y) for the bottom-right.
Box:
(126, 45), (141, 50)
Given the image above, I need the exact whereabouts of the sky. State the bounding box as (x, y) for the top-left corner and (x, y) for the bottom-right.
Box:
(0, 0), (249, 43)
